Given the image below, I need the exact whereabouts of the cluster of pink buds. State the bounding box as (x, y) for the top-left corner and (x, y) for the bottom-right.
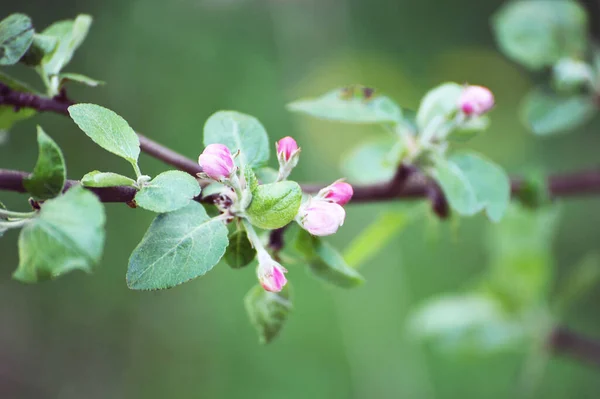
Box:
(458, 85), (494, 117)
(276, 136), (301, 181)
(297, 180), (354, 236)
(198, 143), (236, 181)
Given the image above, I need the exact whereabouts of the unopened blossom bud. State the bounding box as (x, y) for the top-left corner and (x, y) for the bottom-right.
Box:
(323, 181), (353, 206)
(298, 200), (346, 236)
(198, 144), (235, 181)
(257, 251), (288, 292)
(458, 85), (494, 116)
(277, 136), (299, 161)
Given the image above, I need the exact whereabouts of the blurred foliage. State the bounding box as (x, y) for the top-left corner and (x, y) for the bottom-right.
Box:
(1, 0), (600, 398)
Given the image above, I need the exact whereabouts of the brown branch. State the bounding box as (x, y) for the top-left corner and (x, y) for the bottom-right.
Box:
(548, 326), (600, 367)
(3, 83), (600, 201)
(0, 83), (202, 176)
(3, 168), (600, 205)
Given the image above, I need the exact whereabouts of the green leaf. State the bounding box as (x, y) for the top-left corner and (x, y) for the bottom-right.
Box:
(59, 72), (104, 87)
(0, 71), (37, 130)
(344, 211), (411, 268)
(492, 0), (588, 70)
(81, 171), (136, 188)
(487, 204), (560, 308)
(13, 186), (105, 283)
(127, 202), (228, 290)
(416, 82), (462, 131)
(203, 111), (269, 168)
(135, 170), (201, 213)
(432, 153), (510, 222)
(245, 181), (302, 229)
(23, 126), (66, 200)
(521, 89), (596, 135)
(243, 164), (259, 192)
(224, 230), (256, 269)
(431, 157), (479, 216)
(39, 14), (92, 76)
(255, 167), (279, 184)
(20, 33), (57, 66)
(449, 116), (490, 142)
(450, 152), (511, 222)
(0, 14), (34, 65)
(68, 104), (141, 166)
(244, 284), (292, 344)
(341, 140), (397, 184)
(409, 293), (526, 353)
(287, 86), (402, 124)
(295, 229), (365, 288)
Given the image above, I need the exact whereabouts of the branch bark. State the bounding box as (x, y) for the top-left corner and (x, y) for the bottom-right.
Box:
(549, 326), (600, 367)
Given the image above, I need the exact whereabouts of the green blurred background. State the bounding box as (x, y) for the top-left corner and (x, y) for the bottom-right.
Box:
(2, 0), (600, 397)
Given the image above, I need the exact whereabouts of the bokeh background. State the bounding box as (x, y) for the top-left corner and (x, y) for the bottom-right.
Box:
(1, 0), (600, 398)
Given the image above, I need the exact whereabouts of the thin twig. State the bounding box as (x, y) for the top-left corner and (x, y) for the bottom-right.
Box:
(548, 326), (600, 367)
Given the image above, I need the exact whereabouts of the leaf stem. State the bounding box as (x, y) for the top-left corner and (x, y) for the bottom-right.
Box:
(242, 219), (267, 255)
(0, 219), (30, 229)
(0, 209), (37, 219)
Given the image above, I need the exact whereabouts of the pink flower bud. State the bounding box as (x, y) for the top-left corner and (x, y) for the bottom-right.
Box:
(458, 85), (494, 116)
(277, 136), (299, 161)
(198, 144), (235, 181)
(257, 251), (288, 292)
(324, 182), (353, 206)
(299, 200), (346, 236)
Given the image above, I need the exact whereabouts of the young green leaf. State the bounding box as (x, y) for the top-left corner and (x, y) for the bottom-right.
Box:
(127, 202), (228, 290)
(342, 140), (397, 184)
(59, 73), (104, 87)
(492, 0), (588, 70)
(23, 126), (66, 200)
(409, 293), (525, 353)
(0, 71), (37, 130)
(224, 230), (256, 269)
(449, 116), (490, 142)
(450, 152), (511, 222)
(13, 186), (106, 283)
(245, 181), (302, 229)
(344, 211), (411, 268)
(68, 104), (141, 167)
(203, 111), (269, 168)
(81, 171), (136, 188)
(39, 14), (92, 76)
(521, 89), (596, 135)
(20, 33), (57, 66)
(255, 167), (279, 184)
(0, 14), (34, 65)
(416, 82), (462, 131)
(244, 284), (292, 344)
(135, 170), (201, 213)
(431, 157), (479, 216)
(243, 164), (259, 192)
(294, 229), (365, 288)
(287, 86), (402, 124)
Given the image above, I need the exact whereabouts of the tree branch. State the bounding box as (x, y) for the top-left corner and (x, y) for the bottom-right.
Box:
(4, 82), (600, 367)
(0, 83), (202, 175)
(3, 83), (600, 201)
(549, 326), (600, 367)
